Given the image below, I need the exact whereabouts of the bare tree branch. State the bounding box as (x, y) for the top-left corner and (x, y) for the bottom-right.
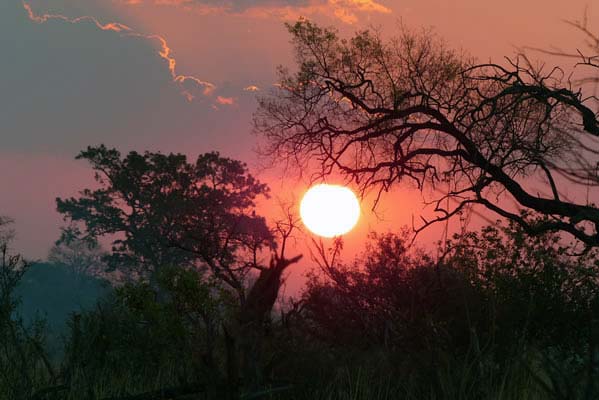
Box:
(255, 20), (599, 247)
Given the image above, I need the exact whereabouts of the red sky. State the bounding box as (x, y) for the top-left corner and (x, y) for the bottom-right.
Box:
(1, 0), (597, 291)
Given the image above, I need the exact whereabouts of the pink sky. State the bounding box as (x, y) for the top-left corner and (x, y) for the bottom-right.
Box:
(1, 0), (597, 293)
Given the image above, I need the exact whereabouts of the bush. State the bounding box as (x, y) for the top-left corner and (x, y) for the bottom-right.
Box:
(291, 222), (599, 399)
(61, 266), (231, 398)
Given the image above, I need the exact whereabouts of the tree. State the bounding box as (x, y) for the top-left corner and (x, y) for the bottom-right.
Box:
(56, 146), (302, 393)
(254, 20), (599, 247)
(48, 229), (107, 277)
(0, 216), (15, 248)
(526, 10), (599, 88)
(0, 217), (56, 399)
(303, 230), (482, 351)
(299, 224), (599, 398)
(57, 145), (275, 301)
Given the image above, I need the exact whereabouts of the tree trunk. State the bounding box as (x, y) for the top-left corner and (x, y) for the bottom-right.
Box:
(227, 254), (302, 395)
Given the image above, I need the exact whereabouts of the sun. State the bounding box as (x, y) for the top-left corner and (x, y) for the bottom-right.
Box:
(300, 184), (361, 238)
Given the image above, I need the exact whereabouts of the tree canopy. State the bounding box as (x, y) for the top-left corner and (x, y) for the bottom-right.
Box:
(57, 145), (274, 299)
(255, 20), (599, 247)
(55, 146), (303, 392)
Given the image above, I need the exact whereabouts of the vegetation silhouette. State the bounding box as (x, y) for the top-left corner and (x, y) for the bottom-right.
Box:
(254, 19), (599, 248)
(1, 16), (599, 400)
(56, 146), (302, 397)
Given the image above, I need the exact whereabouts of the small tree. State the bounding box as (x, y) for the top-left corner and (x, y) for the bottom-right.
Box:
(255, 20), (599, 247)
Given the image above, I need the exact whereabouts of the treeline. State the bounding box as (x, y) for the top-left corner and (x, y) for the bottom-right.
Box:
(4, 14), (599, 399)
(1, 173), (599, 399)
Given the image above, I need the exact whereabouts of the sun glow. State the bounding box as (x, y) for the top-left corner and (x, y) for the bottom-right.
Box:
(300, 184), (360, 238)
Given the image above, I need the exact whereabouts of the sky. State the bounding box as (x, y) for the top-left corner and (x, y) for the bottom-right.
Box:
(1, 0), (597, 289)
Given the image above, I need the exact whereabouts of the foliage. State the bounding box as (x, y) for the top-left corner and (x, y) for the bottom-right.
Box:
(53, 146), (303, 397)
(3, 211), (599, 399)
(302, 231), (479, 351)
(61, 267), (225, 398)
(447, 221), (599, 350)
(255, 19), (599, 247)
(0, 218), (55, 400)
(292, 222), (599, 399)
(56, 146), (274, 299)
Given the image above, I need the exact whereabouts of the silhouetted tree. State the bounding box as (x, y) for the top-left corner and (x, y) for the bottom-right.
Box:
(526, 10), (599, 88)
(303, 230), (476, 351)
(0, 215), (14, 247)
(56, 146), (275, 302)
(255, 20), (599, 247)
(56, 146), (302, 394)
(0, 217), (56, 399)
(298, 223), (599, 398)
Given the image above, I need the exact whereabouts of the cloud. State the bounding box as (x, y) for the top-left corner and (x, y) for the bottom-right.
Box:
(0, 0), (235, 155)
(23, 2), (132, 31)
(22, 1), (215, 102)
(143, 0), (313, 13)
(117, 0), (391, 23)
(216, 96), (235, 105)
(329, 0), (391, 23)
(338, 0), (390, 13)
(244, 85), (260, 91)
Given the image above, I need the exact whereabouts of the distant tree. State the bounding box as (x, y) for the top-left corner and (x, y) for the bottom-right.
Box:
(255, 20), (599, 247)
(48, 228), (107, 276)
(16, 262), (111, 343)
(0, 215), (14, 247)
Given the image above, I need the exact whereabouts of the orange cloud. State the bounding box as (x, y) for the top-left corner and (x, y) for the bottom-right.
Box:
(216, 96), (235, 105)
(244, 85), (260, 92)
(22, 1), (215, 102)
(338, 0), (391, 14)
(23, 2), (132, 31)
(141, 33), (216, 98)
(118, 0), (391, 24)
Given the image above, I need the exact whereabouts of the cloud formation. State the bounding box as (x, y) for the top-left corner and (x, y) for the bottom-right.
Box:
(216, 95), (235, 105)
(22, 1), (215, 102)
(118, 0), (391, 23)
